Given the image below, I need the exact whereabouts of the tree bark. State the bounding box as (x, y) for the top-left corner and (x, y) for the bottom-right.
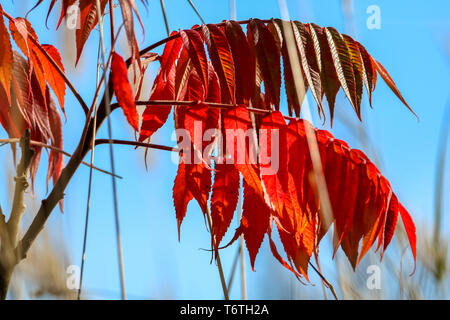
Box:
(0, 257), (13, 300)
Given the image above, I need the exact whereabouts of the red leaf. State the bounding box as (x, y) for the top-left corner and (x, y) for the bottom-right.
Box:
(76, 0), (108, 65)
(139, 32), (183, 142)
(292, 21), (323, 117)
(173, 162), (194, 239)
(399, 203), (417, 271)
(222, 105), (267, 204)
(357, 41), (377, 107)
(241, 179), (271, 270)
(248, 19), (281, 110)
(382, 194), (399, 256)
(271, 19), (307, 117)
(56, 0), (77, 29)
(9, 18), (47, 103)
(342, 34), (364, 117)
(309, 24), (340, 123)
(259, 111), (296, 234)
(325, 27), (359, 119)
(117, 0), (137, 63)
(9, 18), (67, 114)
(277, 217), (316, 280)
(111, 52), (139, 131)
(179, 29), (209, 97)
(202, 24), (235, 104)
(224, 21), (255, 104)
(372, 58), (418, 119)
(41, 44), (66, 115)
(0, 4), (12, 104)
(0, 85), (21, 137)
(210, 164), (240, 247)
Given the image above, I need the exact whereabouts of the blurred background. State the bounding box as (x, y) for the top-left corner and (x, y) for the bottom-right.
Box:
(0, 0), (449, 299)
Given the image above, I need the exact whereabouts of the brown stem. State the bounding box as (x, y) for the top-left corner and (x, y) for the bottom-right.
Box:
(16, 81), (113, 263)
(205, 206), (229, 300)
(7, 130), (35, 245)
(0, 130), (35, 300)
(0, 265), (12, 300)
(114, 99), (297, 120)
(95, 139), (178, 152)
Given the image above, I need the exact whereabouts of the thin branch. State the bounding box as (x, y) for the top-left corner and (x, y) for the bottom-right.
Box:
(109, 0), (116, 49)
(79, 40), (107, 300)
(95, 0), (126, 300)
(7, 130), (34, 247)
(79, 25), (123, 149)
(186, 0), (205, 24)
(205, 205), (230, 300)
(0, 138), (121, 179)
(95, 139), (178, 153)
(2, 11), (89, 114)
(226, 244), (241, 292)
(433, 97), (450, 245)
(159, 0), (170, 36)
(114, 100), (298, 121)
(308, 261), (339, 300)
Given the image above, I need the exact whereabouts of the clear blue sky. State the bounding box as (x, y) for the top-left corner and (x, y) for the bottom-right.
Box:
(0, 0), (449, 299)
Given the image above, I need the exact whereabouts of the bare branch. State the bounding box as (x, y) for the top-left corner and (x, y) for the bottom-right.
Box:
(308, 261), (339, 300)
(0, 138), (121, 179)
(186, 0), (205, 24)
(95, 139), (178, 152)
(113, 99), (298, 120)
(7, 130), (35, 247)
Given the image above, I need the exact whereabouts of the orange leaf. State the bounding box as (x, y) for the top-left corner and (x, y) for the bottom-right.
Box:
(0, 4), (12, 104)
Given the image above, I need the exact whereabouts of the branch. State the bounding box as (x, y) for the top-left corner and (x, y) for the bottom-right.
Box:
(0, 205), (6, 243)
(308, 261), (339, 300)
(0, 138), (121, 179)
(186, 0), (205, 24)
(7, 130), (35, 247)
(113, 99), (298, 121)
(95, 139), (178, 152)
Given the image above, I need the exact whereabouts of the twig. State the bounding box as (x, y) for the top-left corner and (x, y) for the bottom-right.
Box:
(113, 100), (298, 121)
(308, 261), (339, 300)
(95, 0), (126, 300)
(95, 139), (178, 152)
(159, 0), (170, 36)
(0, 138), (121, 179)
(78, 38), (105, 300)
(226, 244), (241, 292)
(186, 0), (205, 24)
(433, 97), (450, 245)
(205, 206), (230, 300)
(109, 0), (115, 48)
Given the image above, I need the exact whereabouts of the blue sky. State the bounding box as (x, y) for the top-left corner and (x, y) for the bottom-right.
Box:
(0, 0), (449, 299)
